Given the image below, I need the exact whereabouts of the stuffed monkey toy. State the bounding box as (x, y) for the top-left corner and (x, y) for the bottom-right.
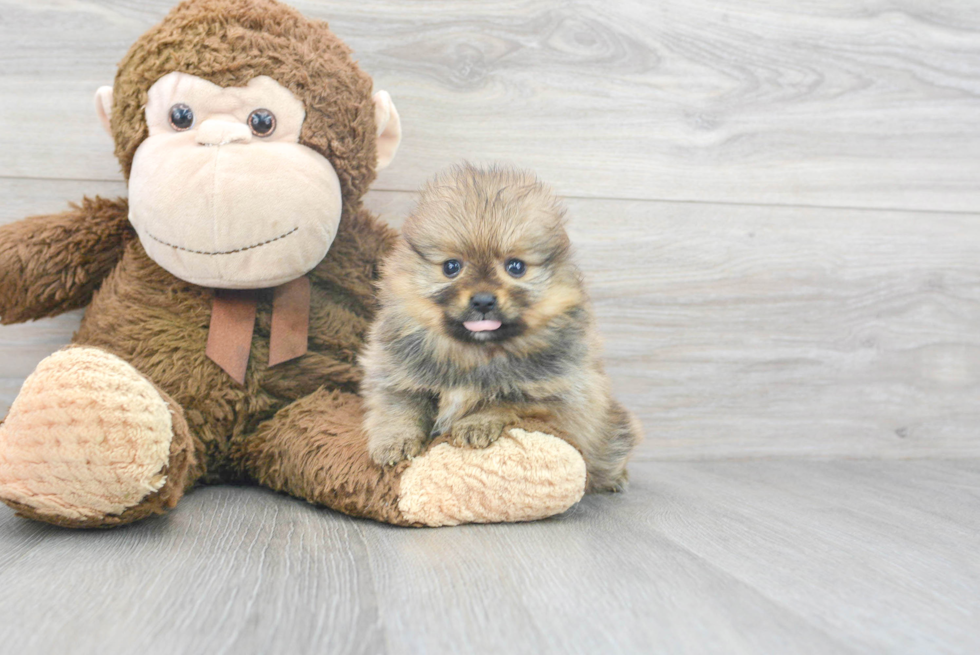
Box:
(0, 0), (587, 528)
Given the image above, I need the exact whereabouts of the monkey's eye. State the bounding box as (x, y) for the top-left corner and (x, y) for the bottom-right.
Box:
(442, 259), (462, 278)
(248, 109), (276, 137)
(505, 258), (527, 278)
(168, 103), (194, 131)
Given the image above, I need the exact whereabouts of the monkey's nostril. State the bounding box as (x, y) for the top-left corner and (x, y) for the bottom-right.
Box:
(470, 292), (497, 313)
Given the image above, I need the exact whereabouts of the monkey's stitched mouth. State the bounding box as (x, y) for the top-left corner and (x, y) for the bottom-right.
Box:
(145, 227), (298, 256)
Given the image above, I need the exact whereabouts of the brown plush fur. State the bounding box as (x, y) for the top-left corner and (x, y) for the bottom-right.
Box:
(72, 205), (394, 483)
(1, 0), (594, 529)
(236, 388), (412, 525)
(0, 198), (134, 324)
(0, 0), (416, 526)
(110, 0), (379, 202)
(361, 165), (641, 491)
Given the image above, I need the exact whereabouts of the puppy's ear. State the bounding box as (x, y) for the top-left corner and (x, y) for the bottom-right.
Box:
(95, 86), (113, 137)
(373, 91), (401, 170)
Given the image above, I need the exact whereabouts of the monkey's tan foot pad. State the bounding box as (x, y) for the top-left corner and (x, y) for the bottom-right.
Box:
(397, 428), (587, 527)
(0, 347), (174, 523)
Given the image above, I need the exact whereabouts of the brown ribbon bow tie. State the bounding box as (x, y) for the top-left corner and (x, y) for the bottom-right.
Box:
(205, 276), (311, 385)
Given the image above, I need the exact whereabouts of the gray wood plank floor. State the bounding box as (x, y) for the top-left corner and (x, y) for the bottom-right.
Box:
(1, 1), (979, 653)
(1, 459), (978, 655)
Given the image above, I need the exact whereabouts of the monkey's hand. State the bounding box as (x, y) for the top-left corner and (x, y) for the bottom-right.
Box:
(449, 409), (517, 449)
(0, 197), (132, 324)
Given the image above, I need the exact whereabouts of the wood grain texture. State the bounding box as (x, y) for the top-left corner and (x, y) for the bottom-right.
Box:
(1, 3), (979, 651)
(362, 190), (980, 460)
(0, 459), (978, 654)
(1, 0), (980, 210)
(562, 196), (980, 459)
(5, 181), (978, 458)
(0, 486), (387, 655)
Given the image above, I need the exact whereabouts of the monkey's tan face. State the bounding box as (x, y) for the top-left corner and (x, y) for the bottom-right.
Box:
(127, 72), (342, 289)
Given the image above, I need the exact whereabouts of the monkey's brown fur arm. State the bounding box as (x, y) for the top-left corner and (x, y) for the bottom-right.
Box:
(0, 196), (133, 324)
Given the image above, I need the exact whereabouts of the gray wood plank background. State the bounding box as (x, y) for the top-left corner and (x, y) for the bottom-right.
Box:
(2, 1), (979, 458)
(1, 2), (979, 653)
(3, 179), (978, 458)
(3, 0), (980, 210)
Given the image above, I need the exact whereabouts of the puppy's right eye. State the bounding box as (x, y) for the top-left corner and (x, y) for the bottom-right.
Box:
(505, 258), (527, 278)
(442, 259), (462, 278)
(169, 103), (194, 131)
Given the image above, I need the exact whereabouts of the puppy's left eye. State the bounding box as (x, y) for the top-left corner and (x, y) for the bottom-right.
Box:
(443, 259), (462, 278)
(505, 258), (527, 278)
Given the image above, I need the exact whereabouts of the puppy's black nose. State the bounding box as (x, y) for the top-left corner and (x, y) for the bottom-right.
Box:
(470, 292), (497, 313)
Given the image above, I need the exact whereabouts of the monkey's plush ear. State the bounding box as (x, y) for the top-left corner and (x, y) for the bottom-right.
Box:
(94, 86), (114, 137)
(372, 90), (401, 170)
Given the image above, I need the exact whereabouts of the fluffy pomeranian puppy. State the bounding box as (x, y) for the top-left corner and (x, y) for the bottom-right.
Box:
(360, 164), (641, 492)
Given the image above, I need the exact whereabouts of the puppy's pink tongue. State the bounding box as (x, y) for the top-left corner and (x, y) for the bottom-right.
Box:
(463, 320), (502, 332)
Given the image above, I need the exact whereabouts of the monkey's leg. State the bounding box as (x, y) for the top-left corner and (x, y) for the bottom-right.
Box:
(0, 346), (203, 528)
(241, 388), (588, 527)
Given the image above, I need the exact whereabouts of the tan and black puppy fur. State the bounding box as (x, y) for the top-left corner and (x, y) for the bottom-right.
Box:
(361, 164), (641, 491)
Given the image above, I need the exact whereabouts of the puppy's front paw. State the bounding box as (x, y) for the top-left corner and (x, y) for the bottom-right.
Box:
(368, 428), (427, 467)
(449, 415), (508, 449)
